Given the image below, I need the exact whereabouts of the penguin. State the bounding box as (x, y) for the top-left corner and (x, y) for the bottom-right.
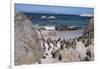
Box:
(58, 54), (62, 61)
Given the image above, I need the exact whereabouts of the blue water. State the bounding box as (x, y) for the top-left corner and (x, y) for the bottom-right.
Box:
(24, 13), (91, 29)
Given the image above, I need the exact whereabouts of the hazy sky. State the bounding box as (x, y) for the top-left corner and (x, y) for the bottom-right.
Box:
(15, 3), (94, 15)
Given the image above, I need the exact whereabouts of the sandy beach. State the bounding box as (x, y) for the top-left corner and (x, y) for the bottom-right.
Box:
(37, 30), (84, 40)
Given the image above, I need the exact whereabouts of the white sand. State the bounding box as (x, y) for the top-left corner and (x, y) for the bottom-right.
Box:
(37, 30), (84, 40)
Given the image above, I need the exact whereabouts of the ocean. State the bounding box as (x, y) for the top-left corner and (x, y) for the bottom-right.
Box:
(24, 13), (91, 30)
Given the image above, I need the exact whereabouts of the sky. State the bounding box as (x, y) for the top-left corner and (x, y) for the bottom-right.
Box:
(15, 3), (94, 15)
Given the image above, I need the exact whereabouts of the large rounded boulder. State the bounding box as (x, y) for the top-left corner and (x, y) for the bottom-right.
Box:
(14, 11), (43, 65)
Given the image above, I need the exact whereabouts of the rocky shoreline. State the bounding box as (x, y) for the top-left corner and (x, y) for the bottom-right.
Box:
(14, 11), (94, 66)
